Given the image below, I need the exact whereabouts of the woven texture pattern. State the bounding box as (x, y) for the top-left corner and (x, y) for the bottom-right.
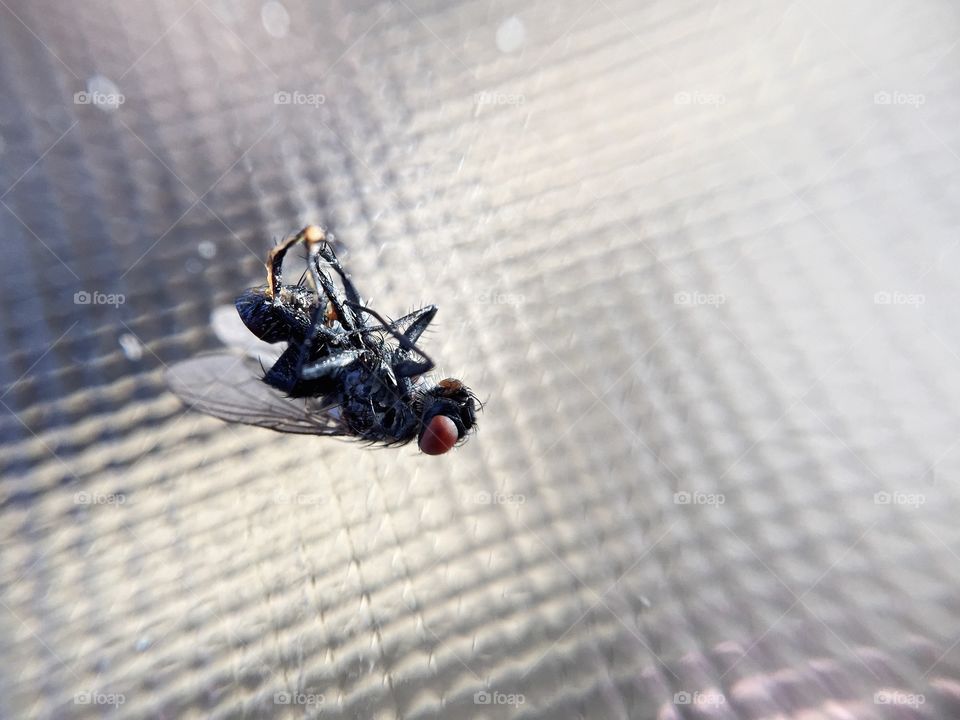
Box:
(3, 0), (960, 718)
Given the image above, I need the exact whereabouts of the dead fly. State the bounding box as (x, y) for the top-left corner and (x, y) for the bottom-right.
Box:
(167, 226), (479, 454)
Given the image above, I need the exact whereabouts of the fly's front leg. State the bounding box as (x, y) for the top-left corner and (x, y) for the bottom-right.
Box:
(306, 241), (360, 332)
(292, 244), (371, 380)
(315, 242), (364, 310)
(393, 305), (437, 344)
(266, 226), (316, 299)
(346, 302), (436, 378)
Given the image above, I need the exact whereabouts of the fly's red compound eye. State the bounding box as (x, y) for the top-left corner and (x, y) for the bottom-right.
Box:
(419, 415), (459, 455)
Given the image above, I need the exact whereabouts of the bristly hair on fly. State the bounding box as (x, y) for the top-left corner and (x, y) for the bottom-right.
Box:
(167, 225), (481, 455)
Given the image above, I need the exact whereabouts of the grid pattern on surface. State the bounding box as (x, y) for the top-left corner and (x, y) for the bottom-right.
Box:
(3, 0), (960, 718)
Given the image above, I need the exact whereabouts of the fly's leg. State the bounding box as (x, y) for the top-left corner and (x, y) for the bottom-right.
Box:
(254, 227), (361, 377)
(314, 243), (364, 310)
(237, 226), (320, 343)
(393, 305), (437, 344)
(301, 349), (362, 381)
(346, 301), (435, 378)
(290, 238), (369, 382)
(262, 344), (306, 393)
(305, 240), (361, 332)
(331, 306), (436, 340)
(266, 226), (316, 299)
(292, 299), (343, 379)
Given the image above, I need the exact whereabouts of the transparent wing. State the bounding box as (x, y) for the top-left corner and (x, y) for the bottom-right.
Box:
(165, 352), (349, 436)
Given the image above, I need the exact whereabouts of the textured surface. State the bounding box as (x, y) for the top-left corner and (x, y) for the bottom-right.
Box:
(3, 0), (960, 718)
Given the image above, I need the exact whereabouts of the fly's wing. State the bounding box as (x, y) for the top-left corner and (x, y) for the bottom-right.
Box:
(165, 352), (348, 436)
(210, 304), (285, 365)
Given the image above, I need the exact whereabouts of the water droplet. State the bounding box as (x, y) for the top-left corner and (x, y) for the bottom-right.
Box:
(198, 240), (217, 259)
(85, 74), (125, 113)
(261, 1), (290, 38)
(496, 16), (526, 53)
(119, 333), (143, 362)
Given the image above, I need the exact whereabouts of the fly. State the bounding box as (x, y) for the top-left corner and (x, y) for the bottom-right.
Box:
(166, 225), (479, 455)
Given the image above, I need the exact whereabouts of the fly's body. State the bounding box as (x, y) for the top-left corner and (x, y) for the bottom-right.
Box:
(167, 225), (479, 454)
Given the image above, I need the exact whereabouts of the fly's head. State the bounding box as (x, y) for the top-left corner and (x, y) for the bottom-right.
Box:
(416, 378), (479, 455)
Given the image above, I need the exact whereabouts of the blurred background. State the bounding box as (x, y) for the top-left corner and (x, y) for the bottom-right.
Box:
(3, 0), (960, 718)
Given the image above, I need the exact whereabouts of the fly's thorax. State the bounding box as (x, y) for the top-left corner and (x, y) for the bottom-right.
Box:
(337, 358), (419, 442)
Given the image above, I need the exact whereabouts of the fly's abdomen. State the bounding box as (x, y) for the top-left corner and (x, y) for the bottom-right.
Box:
(236, 286), (314, 343)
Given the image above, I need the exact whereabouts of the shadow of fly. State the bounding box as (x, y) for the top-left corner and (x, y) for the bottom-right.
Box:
(167, 226), (479, 455)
